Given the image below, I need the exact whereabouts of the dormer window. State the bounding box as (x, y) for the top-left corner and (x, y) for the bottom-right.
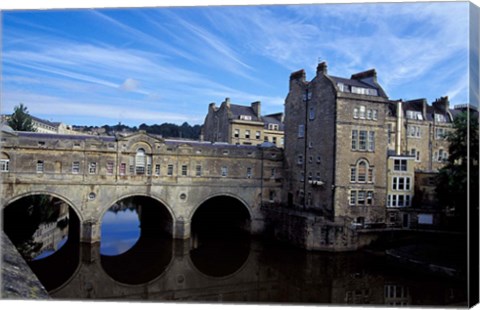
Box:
(406, 110), (423, 120)
(434, 113), (447, 123)
(268, 123), (279, 130)
(239, 115), (252, 121)
(337, 83), (350, 92)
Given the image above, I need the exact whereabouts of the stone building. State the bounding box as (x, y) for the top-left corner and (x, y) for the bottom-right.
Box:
(283, 62), (390, 228)
(202, 98), (284, 148)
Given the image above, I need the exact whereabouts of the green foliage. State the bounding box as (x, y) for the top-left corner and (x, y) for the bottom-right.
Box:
(7, 103), (36, 132)
(435, 111), (479, 228)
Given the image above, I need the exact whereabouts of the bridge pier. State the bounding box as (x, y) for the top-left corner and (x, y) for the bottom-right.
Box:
(174, 218), (191, 239)
(80, 220), (101, 244)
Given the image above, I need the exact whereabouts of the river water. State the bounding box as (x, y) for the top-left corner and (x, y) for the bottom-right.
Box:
(4, 201), (468, 306)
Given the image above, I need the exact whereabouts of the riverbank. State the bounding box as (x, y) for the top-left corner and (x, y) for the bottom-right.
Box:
(1, 232), (49, 299)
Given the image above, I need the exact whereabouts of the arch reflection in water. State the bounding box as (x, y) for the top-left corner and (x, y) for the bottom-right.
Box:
(3, 194), (81, 292)
(99, 196), (174, 285)
(190, 196), (252, 278)
(3, 195), (72, 261)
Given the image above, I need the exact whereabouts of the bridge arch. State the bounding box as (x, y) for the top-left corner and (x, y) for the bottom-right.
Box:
(189, 193), (253, 238)
(2, 191), (84, 223)
(188, 193), (253, 221)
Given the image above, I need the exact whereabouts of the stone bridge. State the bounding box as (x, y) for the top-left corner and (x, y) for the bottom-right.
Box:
(0, 130), (283, 243)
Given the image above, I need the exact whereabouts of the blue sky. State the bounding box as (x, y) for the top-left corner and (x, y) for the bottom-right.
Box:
(1, 1), (474, 127)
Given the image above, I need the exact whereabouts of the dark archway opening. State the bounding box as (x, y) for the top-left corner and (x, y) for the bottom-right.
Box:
(190, 196), (251, 277)
(100, 196), (173, 284)
(3, 195), (81, 291)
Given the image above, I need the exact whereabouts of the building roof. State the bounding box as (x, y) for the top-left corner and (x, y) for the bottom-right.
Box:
(229, 103), (261, 121)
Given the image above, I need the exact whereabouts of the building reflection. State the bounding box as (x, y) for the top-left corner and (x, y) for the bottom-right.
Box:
(44, 236), (466, 306)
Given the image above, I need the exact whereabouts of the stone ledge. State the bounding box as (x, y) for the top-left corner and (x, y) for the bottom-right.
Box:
(1, 232), (49, 300)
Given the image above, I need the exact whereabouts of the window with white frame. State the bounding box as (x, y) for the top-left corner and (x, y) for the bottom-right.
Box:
(196, 164), (202, 176)
(181, 165), (188, 176)
(349, 190), (374, 206)
(155, 164), (161, 176)
(120, 163), (126, 175)
(359, 106), (366, 119)
(410, 148), (420, 162)
(387, 194), (411, 207)
(88, 162), (97, 174)
(407, 125), (421, 138)
(167, 164), (174, 176)
(353, 107), (359, 119)
(135, 148), (146, 175)
(239, 115), (252, 121)
(234, 129), (240, 138)
(435, 149), (448, 162)
(406, 110), (423, 120)
(0, 159), (9, 172)
(268, 123), (279, 130)
(393, 159), (407, 171)
(350, 160), (374, 183)
(221, 166), (228, 177)
(434, 113), (447, 123)
(352, 130), (375, 151)
(256, 131), (261, 140)
(435, 128), (447, 139)
(37, 160), (44, 173)
(245, 130), (250, 139)
(392, 176), (411, 191)
(106, 162), (114, 175)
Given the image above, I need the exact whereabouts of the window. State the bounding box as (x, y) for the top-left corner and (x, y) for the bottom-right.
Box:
(298, 125), (305, 138)
(359, 106), (366, 119)
(352, 130), (375, 151)
(120, 163), (126, 175)
(410, 148), (420, 162)
(357, 161), (367, 182)
(268, 123), (279, 130)
(350, 190), (374, 206)
(434, 113), (447, 123)
(106, 162), (114, 175)
(387, 194), (411, 207)
(368, 131), (375, 151)
(181, 165), (188, 176)
(89, 162), (97, 174)
(221, 166), (228, 177)
(359, 130), (367, 150)
(352, 130), (358, 149)
(387, 124), (392, 144)
(309, 107), (315, 120)
(372, 110), (378, 120)
(196, 165), (202, 176)
(309, 156), (313, 164)
(135, 149), (146, 175)
(256, 131), (261, 140)
(435, 128), (446, 139)
(264, 136), (269, 142)
(353, 107), (359, 119)
(435, 149), (448, 162)
(234, 129), (240, 138)
(297, 155), (304, 165)
(350, 168), (356, 182)
(299, 172), (304, 182)
(247, 167), (252, 178)
(167, 164), (174, 176)
(239, 115), (252, 121)
(406, 110), (423, 120)
(245, 130), (250, 139)
(367, 109), (372, 120)
(1, 159), (9, 172)
(271, 168), (276, 178)
(269, 190), (276, 202)
(155, 164), (160, 176)
(272, 137), (277, 144)
(36, 160), (44, 173)
(394, 159), (407, 171)
(407, 125), (421, 138)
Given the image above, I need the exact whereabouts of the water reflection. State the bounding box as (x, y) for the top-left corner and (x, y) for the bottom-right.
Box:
(100, 206), (140, 256)
(3, 195), (70, 261)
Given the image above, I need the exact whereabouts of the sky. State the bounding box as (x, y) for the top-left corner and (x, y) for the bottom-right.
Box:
(0, 1), (476, 127)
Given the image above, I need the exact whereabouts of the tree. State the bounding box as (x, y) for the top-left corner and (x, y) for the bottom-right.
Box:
(435, 110), (479, 230)
(8, 103), (36, 132)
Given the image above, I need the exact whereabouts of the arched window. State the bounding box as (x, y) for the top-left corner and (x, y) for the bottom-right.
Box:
(350, 159), (373, 183)
(135, 148), (146, 175)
